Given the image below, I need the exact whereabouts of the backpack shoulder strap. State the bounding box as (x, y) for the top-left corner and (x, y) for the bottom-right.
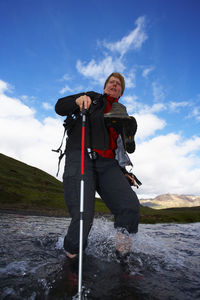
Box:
(52, 112), (80, 176)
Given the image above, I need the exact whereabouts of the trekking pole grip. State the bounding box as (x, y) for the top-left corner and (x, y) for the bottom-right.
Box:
(82, 106), (87, 115)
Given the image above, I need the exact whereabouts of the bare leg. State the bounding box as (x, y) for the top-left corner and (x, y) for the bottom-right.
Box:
(115, 233), (131, 254)
(66, 252), (77, 259)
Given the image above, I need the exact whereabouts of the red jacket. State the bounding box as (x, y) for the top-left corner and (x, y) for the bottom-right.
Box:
(94, 95), (118, 158)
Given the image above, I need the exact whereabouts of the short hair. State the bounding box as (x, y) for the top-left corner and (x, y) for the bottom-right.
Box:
(104, 72), (125, 96)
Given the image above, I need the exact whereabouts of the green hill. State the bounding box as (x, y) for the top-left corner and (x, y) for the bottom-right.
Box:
(0, 153), (200, 223)
(0, 153), (65, 215)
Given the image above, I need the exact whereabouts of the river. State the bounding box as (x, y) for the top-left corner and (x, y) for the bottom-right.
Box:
(0, 213), (199, 300)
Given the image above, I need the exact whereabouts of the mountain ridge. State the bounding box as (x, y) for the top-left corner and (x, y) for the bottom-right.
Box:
(140, 193), (200, 209)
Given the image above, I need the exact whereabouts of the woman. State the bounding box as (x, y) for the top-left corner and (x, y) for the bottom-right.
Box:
(55, 72), (140, 262)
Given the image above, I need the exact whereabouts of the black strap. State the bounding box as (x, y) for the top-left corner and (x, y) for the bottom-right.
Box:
(132, 174), (142, 187)
(52, 127), (68, 177)
(52, 112), (80, 176)
(52, 126), (67, 154)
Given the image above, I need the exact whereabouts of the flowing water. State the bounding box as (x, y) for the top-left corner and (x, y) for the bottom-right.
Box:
(0, 213), (199, 300)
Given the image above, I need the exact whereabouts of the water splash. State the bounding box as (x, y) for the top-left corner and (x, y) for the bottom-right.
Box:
(86, 218), (199, 275)
(0, 213), (199, 300)
(0, 261), (28, 277)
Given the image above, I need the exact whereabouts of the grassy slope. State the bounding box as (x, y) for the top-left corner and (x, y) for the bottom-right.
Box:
(139, 205), (200, 224)
(1, 153), (200, 223)
(0, 153), (65, 214)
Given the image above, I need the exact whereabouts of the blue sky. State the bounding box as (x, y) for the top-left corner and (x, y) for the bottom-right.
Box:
(0, 0), (200, 198)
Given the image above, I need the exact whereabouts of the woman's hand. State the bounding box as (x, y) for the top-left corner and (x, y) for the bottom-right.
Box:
(75, 95), (92, 111)
(125, 173), (137, 187)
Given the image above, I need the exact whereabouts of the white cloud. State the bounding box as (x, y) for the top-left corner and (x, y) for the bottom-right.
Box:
(76, 16), (147, 86)
(42, 102), (53, 110)
(122, 98), (167, 149)
(152, 82), (166, 102)
(103, 16), (147, 57)
(59, 74), (84, 95)
(187, 107), (200, 121)
(120, 95), (200, 197)
(134, 112), (166, 140)
(1, 79), (200, 198)
(140, 103), (166, 114)
(0, 80), (64, 180)
(122, 95), (140, 115)
(123, 95), (138, 103)
(124, 71), (136, 88)
(60, 73), (71, 82)
(76, 56), (125, 85)
(20, 95), (29, 101)
(169, 101), (190, 112)
(20, 95), (36, 104)
(59, 84), (73, 94)
(0, 93), (35, 119)
(59, 73), (74, 94)
(142, 66), (154, 78)
(131, 134), (200, 197)
(0, 79), (13, 94)
(122, 95), (166, 115)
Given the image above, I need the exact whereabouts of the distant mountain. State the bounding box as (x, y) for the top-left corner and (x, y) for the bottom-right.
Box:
(140, 194), (200, 209)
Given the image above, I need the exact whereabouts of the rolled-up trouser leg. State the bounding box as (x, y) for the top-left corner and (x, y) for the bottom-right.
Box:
(96, 156), (140, 233)
(62, 150), (96, 254)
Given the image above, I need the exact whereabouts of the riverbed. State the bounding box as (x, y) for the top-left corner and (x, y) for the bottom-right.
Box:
(0, 213), (199, 299)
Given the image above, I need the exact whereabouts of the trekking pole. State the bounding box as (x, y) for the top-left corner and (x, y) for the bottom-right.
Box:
(78, 105), (87, 300)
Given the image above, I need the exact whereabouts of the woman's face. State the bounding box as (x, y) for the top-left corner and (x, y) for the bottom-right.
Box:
(104, 76), (122, 98)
